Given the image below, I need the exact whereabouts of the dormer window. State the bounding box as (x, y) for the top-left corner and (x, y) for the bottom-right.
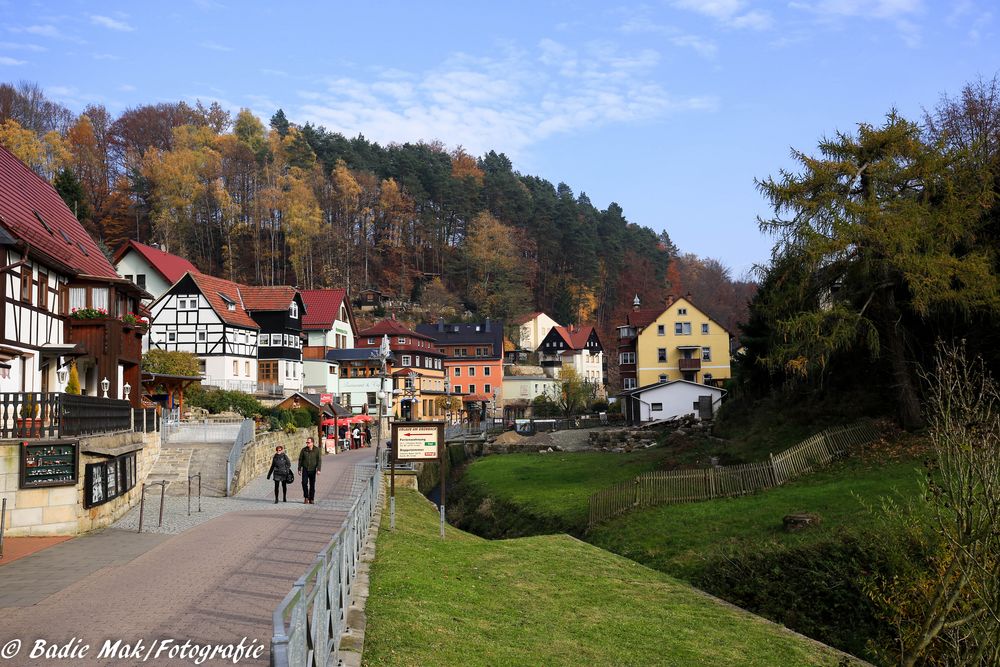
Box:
(289, 302), (299, 319)
(227, 303), (235, 311)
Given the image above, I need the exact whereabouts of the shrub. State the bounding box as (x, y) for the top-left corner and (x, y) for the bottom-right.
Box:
(185, 386), (264, 418)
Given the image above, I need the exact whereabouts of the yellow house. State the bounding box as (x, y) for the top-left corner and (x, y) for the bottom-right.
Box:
(635, 295), (732, 387)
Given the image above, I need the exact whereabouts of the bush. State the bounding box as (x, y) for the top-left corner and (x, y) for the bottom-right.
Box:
(291, 408), (314, 428)
(532, 394), (560, 418)
(185, 385), (264, 418)
(590, 399), (609, 412)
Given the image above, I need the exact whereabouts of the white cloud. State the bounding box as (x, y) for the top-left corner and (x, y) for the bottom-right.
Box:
(20, 24), (62, 38)
(90, 15), (134, 32)
(92, 53), (119, 60)
(0, 41), (46, 52)
(670, 34), (718, 58)
(671, 0), (773, 30)
(295, 40), (715, 160)
(201, 40), (233, 52)
(0, 56), (26, 65)
(790, 0), (921, 20)
(119, 84), (137, 92)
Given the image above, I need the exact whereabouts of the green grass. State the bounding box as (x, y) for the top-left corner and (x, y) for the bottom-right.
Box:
(363, 488), (855, 667)
(588, 457), (925, 580)
(458, 449), (669, 528)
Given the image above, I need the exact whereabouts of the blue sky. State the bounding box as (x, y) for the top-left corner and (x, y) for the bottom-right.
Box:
(1, 1), (997, 277)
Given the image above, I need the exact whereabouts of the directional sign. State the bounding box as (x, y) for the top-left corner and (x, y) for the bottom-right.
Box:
(391, 421), (444, 461)
(319, 393), (333, 406)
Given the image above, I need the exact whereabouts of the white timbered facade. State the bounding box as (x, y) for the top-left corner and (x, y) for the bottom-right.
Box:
(148, 272), (259, 393)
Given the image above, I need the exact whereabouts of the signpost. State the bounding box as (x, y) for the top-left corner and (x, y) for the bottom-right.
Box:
(391, 421), (446, 538)
(319, 393), (333, 406)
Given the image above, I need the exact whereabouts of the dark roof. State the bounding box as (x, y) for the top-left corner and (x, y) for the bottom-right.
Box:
(618, 379), (727, 397)
(0, 146), (118, 278)
(300, 289), (349, 329)
(626, 308), (661, 329)
(415, 320), (503, 352)
(358, 318), (434, 341)
(240, 285), (298, 312)
(326, 348), (393, 362)
(113, 240), (198, 284)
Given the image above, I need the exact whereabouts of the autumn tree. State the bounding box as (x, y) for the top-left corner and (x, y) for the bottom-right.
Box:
(756, 112), (998, 429)
(463, 211), (532, 320)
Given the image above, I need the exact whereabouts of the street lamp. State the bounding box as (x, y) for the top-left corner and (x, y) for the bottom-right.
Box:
(101, 376), (110, 399)
(56, 365), (69, 385)
(123, 382), (131, 401)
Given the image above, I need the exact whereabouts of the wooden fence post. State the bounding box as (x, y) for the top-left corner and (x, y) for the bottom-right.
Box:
(769, 452), (780, 486)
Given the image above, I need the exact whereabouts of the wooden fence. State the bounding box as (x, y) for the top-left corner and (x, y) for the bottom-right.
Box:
(587, 421), (881, 529)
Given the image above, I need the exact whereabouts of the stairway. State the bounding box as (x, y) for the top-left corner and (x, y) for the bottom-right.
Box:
(146, 441), (232, 497)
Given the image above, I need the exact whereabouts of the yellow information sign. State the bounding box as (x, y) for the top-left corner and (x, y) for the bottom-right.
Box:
(392, 422), (443, 461)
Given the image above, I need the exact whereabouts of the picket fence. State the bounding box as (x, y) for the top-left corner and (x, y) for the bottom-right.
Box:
(587, 420), (881, 529)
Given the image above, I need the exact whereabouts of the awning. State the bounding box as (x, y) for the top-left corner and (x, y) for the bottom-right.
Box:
(676, 345), (702, 350)
(40, 342), (86, 358)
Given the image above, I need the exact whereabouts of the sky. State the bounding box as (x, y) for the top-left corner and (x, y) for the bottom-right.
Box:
(1, 1), (997, 278)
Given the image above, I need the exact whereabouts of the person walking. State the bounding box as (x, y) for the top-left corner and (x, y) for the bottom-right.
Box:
(266, 445), (292, 503)
(298, 437), (321, 504)
(363, 425), (372, 448)
(352, 425), (361, 450)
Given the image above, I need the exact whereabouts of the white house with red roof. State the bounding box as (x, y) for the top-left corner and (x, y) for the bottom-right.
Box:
(147, 272), (260, 394)
(511, 311), (560, 352)
(537, 324), (607, 397)
(300, 289), (356, 394)
(0, 146), (148, 403)
(112, 239), (198, 303)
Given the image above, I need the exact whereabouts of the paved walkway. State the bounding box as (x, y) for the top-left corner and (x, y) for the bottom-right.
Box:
(0, 448), (375, 667)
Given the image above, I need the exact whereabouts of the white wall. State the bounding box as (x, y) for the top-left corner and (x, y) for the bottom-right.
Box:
(502, 376), (560, 405)
(115, 252), (171, 302)
(519, 313), (560, 351)
(303, 359), (339, 393)
(632, 382), (725, 422)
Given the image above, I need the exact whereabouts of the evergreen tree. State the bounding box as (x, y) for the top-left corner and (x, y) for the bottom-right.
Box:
(53, 167), (92, 222)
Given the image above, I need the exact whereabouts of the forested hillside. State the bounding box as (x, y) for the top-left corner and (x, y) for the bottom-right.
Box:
(0, 81), (754, 341)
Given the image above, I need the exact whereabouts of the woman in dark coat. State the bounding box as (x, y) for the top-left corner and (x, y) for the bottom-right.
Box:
(266, 445), (292, 503)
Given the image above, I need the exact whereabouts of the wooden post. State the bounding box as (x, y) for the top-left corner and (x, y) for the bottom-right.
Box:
(769, 452), (780, 486)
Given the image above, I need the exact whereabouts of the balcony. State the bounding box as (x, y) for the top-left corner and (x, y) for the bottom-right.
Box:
(0, 392), (132, 439)
(66, 317), (143, 366)
(539, 353), (563, 368)
(678, 358), (702, 371)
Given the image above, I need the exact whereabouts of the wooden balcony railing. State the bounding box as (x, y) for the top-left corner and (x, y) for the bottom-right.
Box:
(678, 358), (702, 371)
(0, 392), (132, 439)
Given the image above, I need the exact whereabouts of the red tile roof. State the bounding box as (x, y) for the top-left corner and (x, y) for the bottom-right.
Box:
(358, 318), (432, 340)
(300, 289), (348, 329)
(0, 146), (118, 278)
(239, 285), (297, 312)
(628, 308), (661, 329)
(113, 240), (197, 285)
(186, 272), (258, 329)
(511, 311), (543, 325)
(550, 325), (599, 351)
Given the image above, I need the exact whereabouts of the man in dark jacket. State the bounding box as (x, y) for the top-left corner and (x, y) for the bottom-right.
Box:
(298, 437), (322, 504)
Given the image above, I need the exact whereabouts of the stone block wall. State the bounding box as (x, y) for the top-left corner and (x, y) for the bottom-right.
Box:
(0, 430), (161, 537)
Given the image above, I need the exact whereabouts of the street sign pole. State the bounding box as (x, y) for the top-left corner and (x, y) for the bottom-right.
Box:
(440, 439), (447, 539)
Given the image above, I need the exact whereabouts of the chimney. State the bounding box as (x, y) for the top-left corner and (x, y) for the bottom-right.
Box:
(685, 292), (692, 302)
(666, 294), (675, 307)
(437, 318), (444, 333)
(484, 319), (491, 332)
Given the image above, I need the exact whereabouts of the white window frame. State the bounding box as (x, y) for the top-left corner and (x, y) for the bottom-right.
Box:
(197, 331), (207, 343)
(623, 377), (636, 390)
(167, 331), (177, 343)
(657, 348), (667, 362)
(651, 402), (663, 411)
(401, 354), (411, 366)
(289, 302), (299, 319)
(619, 352), (635, 365)
(702, 347), (712, 361)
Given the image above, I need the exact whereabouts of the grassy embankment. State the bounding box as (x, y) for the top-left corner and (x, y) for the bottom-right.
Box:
(363, 487), (855, 667)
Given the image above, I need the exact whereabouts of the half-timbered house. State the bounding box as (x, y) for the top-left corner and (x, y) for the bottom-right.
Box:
(112, 239), (198, 303)
(147, 272), (259, 393)
(241, 286), (305, 397)
(0, 146), (148, 404)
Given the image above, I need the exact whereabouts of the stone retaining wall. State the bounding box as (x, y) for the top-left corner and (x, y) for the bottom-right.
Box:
(1, 430), (161, 537)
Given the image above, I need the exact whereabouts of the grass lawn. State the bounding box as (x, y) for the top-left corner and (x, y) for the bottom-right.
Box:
(363, 487), (855, 667)
(458, 448), (670, 529)
(588, 457), (925, 580)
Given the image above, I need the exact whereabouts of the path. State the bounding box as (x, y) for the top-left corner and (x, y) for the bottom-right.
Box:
(0, 447), (375, 667)
(146, 441), (232, 497)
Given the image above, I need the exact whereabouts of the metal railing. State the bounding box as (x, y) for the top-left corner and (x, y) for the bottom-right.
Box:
(202, 379), (258, 393)
(0, 392), (132, 439)
(225, 420), (256, 496)
(188, 473), (202, 516)
(137, 481), (168, 532)
(163, 419), (245, 445)
(0, 497), (6, 559)
(271, 462), (381, 667)
(132, 407), (160, 433)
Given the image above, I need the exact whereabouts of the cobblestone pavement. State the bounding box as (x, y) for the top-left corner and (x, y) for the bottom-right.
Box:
(0, 448), (376, 667)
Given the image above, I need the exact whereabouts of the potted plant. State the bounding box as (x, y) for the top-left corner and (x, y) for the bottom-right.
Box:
(17, 396), (41, 438)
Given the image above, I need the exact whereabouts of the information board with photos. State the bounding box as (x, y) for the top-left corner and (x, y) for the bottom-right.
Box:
(19, 441), (79, 488)
(84, 452), (138, 508)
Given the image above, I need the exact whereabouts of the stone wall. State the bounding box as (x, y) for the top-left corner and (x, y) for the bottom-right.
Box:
(229, 428), (318, 496)
(1, 430), (161, 537)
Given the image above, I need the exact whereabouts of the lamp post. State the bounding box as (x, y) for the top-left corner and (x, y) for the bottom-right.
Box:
(101, 376), (110, 399)
(370, 334), (392, 466)
(444, 376), (451, 427)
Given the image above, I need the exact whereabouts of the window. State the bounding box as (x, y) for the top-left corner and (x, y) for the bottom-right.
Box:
(69, 287), (86, 311)
(702, 347), (712, 361)
(397, 337), (406, 344)
(124, 274), (133, 283)
(259, 360), (278, 382)
(367, 338), (375, 345)
(20, 268), (32, 303)
(659, 374), (667, 382)
(704, 373), (713, 383)
(342, 393), (351, 409)
(245, 361), (250, 376)
(623, 378), (637, 390)
(404, 376), (414, 390)
(198, 359), (206, 374)
(90, 287), (108, 312)
(233, 360), (239, 375)
(651, 403), (663, 412)
(167, 332), (177, 343)
(37, 271), (48, 310)
(468, 367), (476, 377)
(657, 348), (667, 362)
(289, 302), (298, 318)
(401, 355), (411, 366)
(136, 274), (146, 290)
(454, 385), (462, 394)
(368, 393), (377, 407)
(227, 302), (235, 311)
(329, 366), (336, 375)
(674, 322), (692, 335)
(453, 367), (461, 377)
(484, 383), (491, 394)
(484, 366), (491, 376)
(619, 352), (635, 365)
(657, 324), (665, 336)
(237, 331), (246, 345)
(678, 307), (687, 315)
(468, 384), (476, 394)
(197, 331), (207, 343)
(701, 323), (709, 334)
